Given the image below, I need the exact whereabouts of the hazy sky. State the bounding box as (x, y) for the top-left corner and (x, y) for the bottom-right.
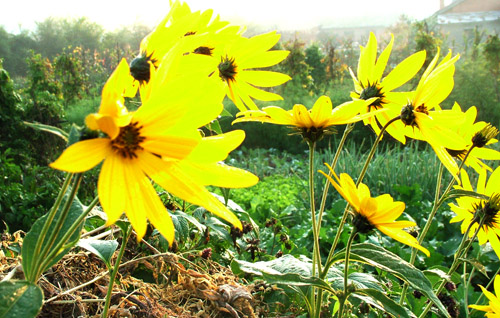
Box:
(2, 0), (452, 33)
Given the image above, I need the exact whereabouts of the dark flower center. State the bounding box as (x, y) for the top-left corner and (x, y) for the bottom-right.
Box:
(218, 56), (237, 82)
(194, 46), (214, 56)
(472, 194), (500, 227)
(130, 52), (157, 85)
(446, 148), (467, 158)
(472, 124), (499, 148)
(359, 82), (385, 110)
(110, 122), (145, 159)
(184, 31), (197, 36)
(400, 103), (428, 127)
(352, 212), (374, 234)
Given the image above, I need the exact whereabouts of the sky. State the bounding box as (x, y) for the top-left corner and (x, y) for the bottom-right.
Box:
(2, 0), (453, 34)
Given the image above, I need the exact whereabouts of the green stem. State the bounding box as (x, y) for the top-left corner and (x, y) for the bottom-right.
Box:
(29, 172), (73, 282)
(316, 123), (354, 241)
(308, 141), (321, 318)
(35, 196), (99, 280)
(338, 228), (357, 318)
(314, 124), (354, 317)
(400, 146), (473, 304)
(102, 224), (132, 318)
(322, 116), (400, 277)
(418, 217), (485, 318)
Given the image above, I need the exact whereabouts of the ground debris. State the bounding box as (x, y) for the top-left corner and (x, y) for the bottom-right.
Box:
(1, 243), (265, 317)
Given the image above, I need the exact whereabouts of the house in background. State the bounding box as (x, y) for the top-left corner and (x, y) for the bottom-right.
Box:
(432, 0), (500, 47)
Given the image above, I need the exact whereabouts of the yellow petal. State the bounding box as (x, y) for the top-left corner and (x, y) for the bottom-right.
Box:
(310, 96), (333, 127)
(138, 152), (242, 229)
(293, 104), (314, 128)
(382, 50), (426, 92)
(377, 225), (430, 256)
(239, 70), (291, 87)
(98, 153), (127, 225)
(142, 135), (199, 160)
(50, 139), (110, 173)
(187, 130), (245, 163)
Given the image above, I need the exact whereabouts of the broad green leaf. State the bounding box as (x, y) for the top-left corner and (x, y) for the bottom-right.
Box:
(0, 281), (43, 318)
(22, 192), (84, 282)
(23, 121), (68, 142)
(352, 288), (411, 318)
(77, 239), (118, 269)
(330, 243), (450, 318)
(232, 254), (312, 277)
(262, 272), (337, 295)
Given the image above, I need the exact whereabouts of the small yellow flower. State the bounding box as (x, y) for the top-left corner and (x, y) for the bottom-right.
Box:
(469, 275), (500, 316)
(433, 103), (500, 175)
(320, 164), (430, 256)
(233, 95), (382, 143)
(50, 52), (245, 244)
(208, 31), (290, 112)
(449, 167), (500, 258)
(350, 32), (426, 143)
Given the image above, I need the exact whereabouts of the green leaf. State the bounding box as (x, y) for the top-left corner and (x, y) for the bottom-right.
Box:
(352, 288), (411, 318)
(23, 121), (68, 142)
(460, 257), (489, 278)
(445, 189), (489, 201)
(220, 108), (233, 117)
(262, 272), (337, 295)
(67, 124), (81, 146)
(330, 243), (450, 318)
(22, 192), (85, 282)
(77, 239), (118, 269)
(172, 210), (206, 234)
(206, 119), (222, 135)
(232, 254), (312, 277)
(171, 213), (189, 242)
(0, 281), (43, 318)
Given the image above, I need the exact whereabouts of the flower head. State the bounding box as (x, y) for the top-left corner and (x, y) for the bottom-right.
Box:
(50, 50), (250, 243)
(233, 95), (382, 143)
(319, 164), (430, 256)
(350, 32), (426, 143)
(469, 275), (500, 317)
(449, 166), (500, 258)
(432, 103), (500, 176)
(209, 31), (291, 111)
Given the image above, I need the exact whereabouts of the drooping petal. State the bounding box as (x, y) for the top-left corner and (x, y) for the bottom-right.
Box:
(377, 225), (430, 256)
(98, 153), (127, 225)
(50, 139), (110, 173)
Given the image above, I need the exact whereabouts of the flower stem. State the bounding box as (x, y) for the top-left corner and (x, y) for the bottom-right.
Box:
(337, 228), (357, 318)
(102, 223), (132, 318)
(418, 216), (485, 318)
(400, 146), (473, 304)
(322, 116), (400, 276)
(314, 124), (354, 318)
(308, 141), (322, 318)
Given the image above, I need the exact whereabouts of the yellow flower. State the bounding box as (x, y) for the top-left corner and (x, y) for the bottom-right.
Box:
(398, 49), (469, 180)
(449, 167), (500, 258)
(319, 164), (430, 256)
(233, 95), (382, 143)
(129, 0), (236, 97)
(50, 53), (244, 243)
(211, 31), (291, 111)
(432, 103), (500, 175)
(350, 32), (426, 143)
(469, 275), (500, 316)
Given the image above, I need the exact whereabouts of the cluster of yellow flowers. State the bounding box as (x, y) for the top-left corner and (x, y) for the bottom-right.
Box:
(236, 32), (500, 261)
(49, 0), (293, 244)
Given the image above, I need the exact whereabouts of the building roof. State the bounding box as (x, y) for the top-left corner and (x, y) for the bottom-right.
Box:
(437, 10), (500, 24)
